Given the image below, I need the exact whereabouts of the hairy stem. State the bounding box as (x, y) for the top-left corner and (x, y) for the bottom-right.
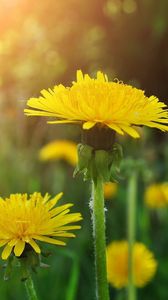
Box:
(92, 177), (110, 300)
(127, 172), (138, 300)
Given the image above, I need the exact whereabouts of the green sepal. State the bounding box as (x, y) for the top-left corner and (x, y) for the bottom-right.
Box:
(95, 150), (110, 182)
(74, 142), (123, 183)
(2, 248), (52, 281)
(110, 143), (123, 172)
(73, 144), (93, 177)
(3, 255), (14, 281)
(83, 156), (97, 181)
(108, 143), (123, 181)
(20, 260), (29, 281)
(20, 251), (40, 280)
(109, 164), (123, 182)
(26, 251), (40, 272)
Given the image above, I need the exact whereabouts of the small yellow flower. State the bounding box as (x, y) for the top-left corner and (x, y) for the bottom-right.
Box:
(24, 70), (168, 138)
(39, 140), (77, 166)
(106, 241), (157, 288)
(104, 182), (118, 199)
(144, 183), (168, 208)
(0, 192), (82, 260)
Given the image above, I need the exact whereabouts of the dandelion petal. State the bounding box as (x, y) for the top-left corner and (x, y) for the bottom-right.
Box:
(2, 244), (13, 260)
(14, 240), (25, 256)
(83, 121), (96, 130)
(28, 239), (41, 254)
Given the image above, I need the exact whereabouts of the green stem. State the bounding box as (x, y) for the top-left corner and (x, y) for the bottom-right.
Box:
(24, 276), (38, 300)
(127, 172), (138, 300)
(92, 177), (110, 300)
(21, 260), (38, 300)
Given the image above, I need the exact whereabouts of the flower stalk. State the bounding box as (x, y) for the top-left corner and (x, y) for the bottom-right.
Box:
(20, 259), (38, 300)
(127, 171), (138, 300)
(92, 177), (110, 300)
(75, 134), (123, 300)
(24, 275), (38, 300)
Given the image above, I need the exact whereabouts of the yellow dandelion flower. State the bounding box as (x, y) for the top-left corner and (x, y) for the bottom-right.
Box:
(106, 241), (157, 289)
(24, 70), (168, 138)
(39, 140), (77, 166)
(104, 182), (118, 199)
(144, 182), (168, 208)
(0, 192), (82, 260)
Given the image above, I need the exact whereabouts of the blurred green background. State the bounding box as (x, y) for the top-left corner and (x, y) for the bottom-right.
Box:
(0, 0), (168, 299)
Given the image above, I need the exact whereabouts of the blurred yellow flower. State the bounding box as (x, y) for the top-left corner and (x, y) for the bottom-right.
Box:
(106, 241), (157, 288)
(24, 70), (168, 138)
(0, 192), (82, 260)
(104, 182), (118, 199)
(39, 140), (77, 166)
(144, 183), (168, 208)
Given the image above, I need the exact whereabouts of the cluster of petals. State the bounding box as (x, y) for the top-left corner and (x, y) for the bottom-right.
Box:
(145, 182), (168, 208)
(24, 70), (168, 138)
(106, 240), (157, 288)
(0, 192), (82, 260)
(39, 140), (77, 166)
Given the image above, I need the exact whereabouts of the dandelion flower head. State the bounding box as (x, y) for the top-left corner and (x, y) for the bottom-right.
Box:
(106, 240), (157, 288)
(145, 182), (168, 208)
(39, 140), (77, 166)
(0, 192), (82, 260)
(25, 70), (168, 138)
